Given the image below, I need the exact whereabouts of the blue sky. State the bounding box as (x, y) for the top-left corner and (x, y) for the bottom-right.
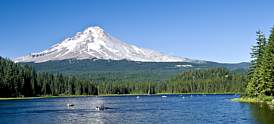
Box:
(0, 0), (274, 63)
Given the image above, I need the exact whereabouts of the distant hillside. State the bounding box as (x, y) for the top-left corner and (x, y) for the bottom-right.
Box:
(22, 59), (249, 82)
(0, 56), (247, 97)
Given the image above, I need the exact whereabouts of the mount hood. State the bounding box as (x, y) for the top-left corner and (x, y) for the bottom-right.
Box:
(15, 26), (192, 63)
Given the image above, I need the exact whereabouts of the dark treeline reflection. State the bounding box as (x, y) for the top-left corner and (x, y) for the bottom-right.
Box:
(250, 104), (274, 124)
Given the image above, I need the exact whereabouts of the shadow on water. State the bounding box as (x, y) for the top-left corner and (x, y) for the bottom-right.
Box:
(250, 103), (274, 124)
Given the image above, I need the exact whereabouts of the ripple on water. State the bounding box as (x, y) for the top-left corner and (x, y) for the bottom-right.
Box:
(0, 95), (272, 124)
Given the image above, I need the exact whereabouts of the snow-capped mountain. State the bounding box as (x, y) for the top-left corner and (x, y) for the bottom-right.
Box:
(15, 26), (191, 63)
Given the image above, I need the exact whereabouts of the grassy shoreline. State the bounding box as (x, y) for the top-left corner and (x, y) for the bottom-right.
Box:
(231, 97), (264, 103)
(231, 96), (274, 108)
(0, 92), (238, 100)
(231, 96), (273, 103)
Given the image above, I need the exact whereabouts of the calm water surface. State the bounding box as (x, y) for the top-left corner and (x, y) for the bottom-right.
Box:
(0, 94), (273, 124)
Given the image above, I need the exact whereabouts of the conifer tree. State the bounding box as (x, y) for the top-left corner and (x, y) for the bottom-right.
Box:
(260, 27), (274, 96)
(246, 31), (267, 97)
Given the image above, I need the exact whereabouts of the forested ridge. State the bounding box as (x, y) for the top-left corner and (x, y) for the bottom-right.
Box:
(0, 56), (247, 97)
(166, 68), (246, 93)
(23, 59), (249, 82)
(246, 27), (274, 97)
(0, 57), (98, 97)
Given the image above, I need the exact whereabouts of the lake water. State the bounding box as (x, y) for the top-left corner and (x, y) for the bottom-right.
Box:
(0, 94), (273, 124)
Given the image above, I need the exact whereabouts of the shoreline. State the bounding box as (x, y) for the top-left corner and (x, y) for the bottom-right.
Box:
(0, 93), (238, 100)
(231, 97), (274, 109)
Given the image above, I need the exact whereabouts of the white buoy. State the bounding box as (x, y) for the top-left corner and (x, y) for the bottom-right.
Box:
(162, 95), (167, 98)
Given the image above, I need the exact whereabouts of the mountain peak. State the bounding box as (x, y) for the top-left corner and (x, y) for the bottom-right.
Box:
(15, 26), (193, 63)
(83, 26), (105, 35)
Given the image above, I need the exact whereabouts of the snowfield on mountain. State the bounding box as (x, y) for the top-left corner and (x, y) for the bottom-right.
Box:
(15, 26), (192, 63)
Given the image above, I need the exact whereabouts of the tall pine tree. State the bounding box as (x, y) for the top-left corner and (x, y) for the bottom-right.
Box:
(246, 31), (267, 97)
(260, 27), (274, 96)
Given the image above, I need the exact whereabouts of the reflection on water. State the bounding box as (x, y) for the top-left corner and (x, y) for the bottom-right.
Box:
(0, 95), (273, 124)
(59, 96), (109, 124)
(250, 103), (274, 124)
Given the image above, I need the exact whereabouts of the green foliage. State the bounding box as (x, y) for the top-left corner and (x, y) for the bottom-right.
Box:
(247, 31), (267, 96)
(22, 59), (249, 82)
(258, 95), (273, 102)
(0, 56), (247, 97)
(260, 27), (274, 96)
(165, 68), (246, 93)
(88, 68), (246, 94)
(232, 96), (272, 103)
(246, 27), (274, 97)
(0, 57), (98, 97)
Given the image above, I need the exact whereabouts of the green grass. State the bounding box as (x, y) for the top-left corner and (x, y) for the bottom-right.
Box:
(231, 97), (261, 103)
(232, 96), (274, 109)
(231, 95), (273, 103)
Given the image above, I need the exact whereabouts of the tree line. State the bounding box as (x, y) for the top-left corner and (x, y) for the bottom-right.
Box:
(0, 57), (97, 97)
(90, 68), (246, 94)
(0, 56), (246, 97)
(246, 27), (274, 97)
(163, 68), (246, 93)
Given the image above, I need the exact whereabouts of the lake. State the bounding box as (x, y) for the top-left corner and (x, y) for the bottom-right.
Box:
(0, 94), (273, 124)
